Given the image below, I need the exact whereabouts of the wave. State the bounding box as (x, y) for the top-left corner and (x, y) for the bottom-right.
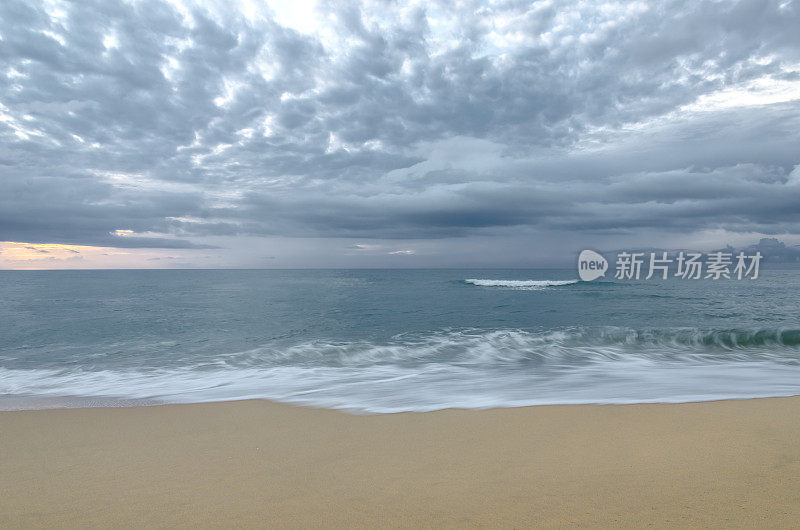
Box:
(3, 327), (800, 413)
(464, 279), (579, 288)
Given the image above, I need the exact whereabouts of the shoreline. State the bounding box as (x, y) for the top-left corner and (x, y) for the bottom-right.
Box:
(3, 391), (800, 413)
(3, 397), (800, 527)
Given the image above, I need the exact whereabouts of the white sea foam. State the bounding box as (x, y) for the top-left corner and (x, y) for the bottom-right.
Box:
(3, 327), (800, 413)
(464, 279), (579, 288)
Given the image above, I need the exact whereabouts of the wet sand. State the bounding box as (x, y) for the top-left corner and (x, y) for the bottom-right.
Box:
(2, 397), (800, 528)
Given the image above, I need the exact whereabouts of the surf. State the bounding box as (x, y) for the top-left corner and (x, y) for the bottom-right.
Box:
(3, 326), (800, 413)
(464, 279), (579, 288)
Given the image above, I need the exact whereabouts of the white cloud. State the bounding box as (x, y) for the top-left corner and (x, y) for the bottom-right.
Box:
(1, 0), (799, 267)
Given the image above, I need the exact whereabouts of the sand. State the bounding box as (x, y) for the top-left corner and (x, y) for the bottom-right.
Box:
(2, 397), (800, 528)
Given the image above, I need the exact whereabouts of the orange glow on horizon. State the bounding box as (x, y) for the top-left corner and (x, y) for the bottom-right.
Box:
(0, 241), (179, 270)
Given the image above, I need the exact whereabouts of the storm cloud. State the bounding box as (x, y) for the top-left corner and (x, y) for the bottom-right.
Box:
(1, 0), (799, 266)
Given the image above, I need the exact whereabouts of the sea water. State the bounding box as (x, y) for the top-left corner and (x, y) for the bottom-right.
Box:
(2, 268), (799, 412)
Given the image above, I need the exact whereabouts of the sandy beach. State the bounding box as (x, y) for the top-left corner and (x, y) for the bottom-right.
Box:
(2, 397), (799, 528)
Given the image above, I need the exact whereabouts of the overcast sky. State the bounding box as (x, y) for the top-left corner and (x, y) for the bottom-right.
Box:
(1, 0), (799, 268)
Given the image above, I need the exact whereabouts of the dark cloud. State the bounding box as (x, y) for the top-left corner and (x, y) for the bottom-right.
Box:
(0, 0), (799, 260)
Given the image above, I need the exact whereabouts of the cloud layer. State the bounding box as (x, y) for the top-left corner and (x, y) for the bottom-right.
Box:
(1, 0), (799, 265)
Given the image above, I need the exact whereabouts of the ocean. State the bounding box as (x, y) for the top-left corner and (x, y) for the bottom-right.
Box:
(1, 268), (799, 412)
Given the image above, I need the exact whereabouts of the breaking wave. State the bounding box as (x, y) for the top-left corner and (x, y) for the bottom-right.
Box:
(3, 327), (800, 413)
(464, 279), (579, 288)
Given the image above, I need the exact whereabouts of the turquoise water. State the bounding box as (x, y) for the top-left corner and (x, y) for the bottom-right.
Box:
(1, 269), (800, 412)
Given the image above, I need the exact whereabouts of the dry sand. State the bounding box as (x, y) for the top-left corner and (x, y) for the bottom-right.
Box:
(2, 397), (800, 528)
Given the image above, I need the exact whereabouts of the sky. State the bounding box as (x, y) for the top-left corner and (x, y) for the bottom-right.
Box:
(1, 0), (799, 269)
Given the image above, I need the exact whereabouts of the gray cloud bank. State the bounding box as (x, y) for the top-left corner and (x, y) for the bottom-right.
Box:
(1, 0), (799, 260)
